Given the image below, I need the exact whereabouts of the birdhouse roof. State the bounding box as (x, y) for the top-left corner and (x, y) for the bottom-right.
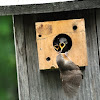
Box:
(0, 0), (100, 16)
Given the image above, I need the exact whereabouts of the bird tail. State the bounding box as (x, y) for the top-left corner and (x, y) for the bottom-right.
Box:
(62, 82), (79, 98)
(62, 71), (82, 98)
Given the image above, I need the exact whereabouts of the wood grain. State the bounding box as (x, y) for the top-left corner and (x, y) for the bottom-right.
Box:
(83, 9), (100, 100)
(13, 9), (100, 100)
(13, 15), (30, 100)
(95, 8), (100, 99)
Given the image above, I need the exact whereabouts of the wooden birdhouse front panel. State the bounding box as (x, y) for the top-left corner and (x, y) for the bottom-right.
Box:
(35, 19), (88, 70)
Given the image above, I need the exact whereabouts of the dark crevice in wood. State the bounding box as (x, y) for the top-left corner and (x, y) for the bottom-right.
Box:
(80, 66), (85, 71)
(23, 16), (34, 100)
(35, 9), (89, 22)
(78, 0), (84, 1)
(22, 15), (31, 100)
(23, 15), (44, 100)
(95, 9), (100, 70)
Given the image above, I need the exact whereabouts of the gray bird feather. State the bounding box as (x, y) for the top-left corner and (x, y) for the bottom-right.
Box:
(56, 53), (83, 97)
(59, 37), (68, 44)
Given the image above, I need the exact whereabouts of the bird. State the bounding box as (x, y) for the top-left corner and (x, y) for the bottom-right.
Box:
(59, 37), (68, 52)
(53, 35), (72, 53)
(54, 44), (61, 52)
(56, 53), (83, 97)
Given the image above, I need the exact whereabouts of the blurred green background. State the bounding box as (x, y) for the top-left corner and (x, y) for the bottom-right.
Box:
(0, 16), (18, 100)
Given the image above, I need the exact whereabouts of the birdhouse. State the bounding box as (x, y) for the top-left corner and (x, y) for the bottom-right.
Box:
(35, 19), (88, 70)
(1, 1), (100, 100)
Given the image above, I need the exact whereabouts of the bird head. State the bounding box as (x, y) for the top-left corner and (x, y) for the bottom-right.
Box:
(53, 36), (68, 53)
(59, 37), (68, 52)
(54, 44), (60, 51)
(59, 43), (66, 51)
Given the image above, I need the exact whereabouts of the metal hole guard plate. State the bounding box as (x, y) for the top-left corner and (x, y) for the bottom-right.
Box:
(35, 19), (88, 70)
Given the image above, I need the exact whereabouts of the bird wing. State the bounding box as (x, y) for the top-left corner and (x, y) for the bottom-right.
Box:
(61, 70), (82, 97)
(63, 60), (80, 70)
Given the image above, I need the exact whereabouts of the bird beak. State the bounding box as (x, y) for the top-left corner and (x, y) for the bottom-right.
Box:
(54, 45), (60, 51)
(59, 43), (65, 51)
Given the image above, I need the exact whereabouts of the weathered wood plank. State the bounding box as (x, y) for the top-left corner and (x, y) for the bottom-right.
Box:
(95, 8), (100, 98)
(23, 15), (41, 100)
(84, 9), (100, 100)
(13, 15), (30, 100)
(0, 1), (100, 16)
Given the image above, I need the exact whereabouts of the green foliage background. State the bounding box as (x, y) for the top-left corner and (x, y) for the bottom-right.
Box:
(0, 16), (18, 100)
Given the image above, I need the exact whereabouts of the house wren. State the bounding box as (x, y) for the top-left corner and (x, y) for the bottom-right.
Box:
(56, 54), (83, 97)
